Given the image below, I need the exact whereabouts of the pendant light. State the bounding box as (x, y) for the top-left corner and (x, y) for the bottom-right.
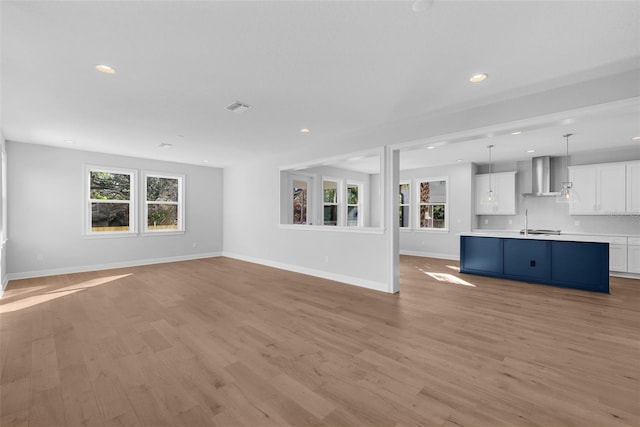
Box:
(481, 144), (498, 205)
(556, 133), (580, 203)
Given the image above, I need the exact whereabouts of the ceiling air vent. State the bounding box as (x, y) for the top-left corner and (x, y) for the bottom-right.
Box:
(225, 101), (251, 114)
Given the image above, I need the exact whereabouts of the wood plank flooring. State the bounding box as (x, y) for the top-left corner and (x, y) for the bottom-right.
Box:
(1, 256), (638, 426)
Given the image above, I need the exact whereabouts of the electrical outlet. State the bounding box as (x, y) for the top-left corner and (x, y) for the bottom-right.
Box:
(508, 220), (513, 225)
(574, 220), (580, 226)
(484, 219), (489, 225)
(324, 255), (329, 263)
(192, 242), (198, 248)
(36, 254), (43, 261)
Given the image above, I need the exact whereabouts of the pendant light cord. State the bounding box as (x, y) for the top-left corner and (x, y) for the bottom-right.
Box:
(487, 145), (494, 192)
(563, 133), (572, 187)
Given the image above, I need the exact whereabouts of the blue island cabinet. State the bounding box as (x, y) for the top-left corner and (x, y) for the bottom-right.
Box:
(460, 235), (609, 293)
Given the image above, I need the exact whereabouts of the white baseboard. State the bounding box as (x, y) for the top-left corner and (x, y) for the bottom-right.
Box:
(0, 275), (7, 298)
(223, 252), (392, 293)
(400, 250), (460, 261)
(610, 271), (640, 280)
(5, 252), (223, 282)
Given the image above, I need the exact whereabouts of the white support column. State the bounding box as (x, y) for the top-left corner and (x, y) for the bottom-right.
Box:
(383, 146), (400, 293)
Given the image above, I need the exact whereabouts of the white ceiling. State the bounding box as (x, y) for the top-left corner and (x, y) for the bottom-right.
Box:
(2, 1), (639, 170)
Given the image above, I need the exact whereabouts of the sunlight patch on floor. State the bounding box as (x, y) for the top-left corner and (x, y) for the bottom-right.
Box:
(0, 289), (81, 313)
(418, 268), (476, 287)
(51, 274), (132, 294)
(0, 274), (132, 314)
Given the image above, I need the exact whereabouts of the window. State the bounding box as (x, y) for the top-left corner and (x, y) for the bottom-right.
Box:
(144, 173), (184, 233)
(292, 177), (310, 225)
(86, 166), (136, 235)
(323, 179), (339, 226)
(399, 182), (410, 228)
(346, 182), (362, 227)
(417, 178), (448, 230)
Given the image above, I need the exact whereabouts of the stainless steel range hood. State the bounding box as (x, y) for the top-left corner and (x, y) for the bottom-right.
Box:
(522, 156), (560, 197)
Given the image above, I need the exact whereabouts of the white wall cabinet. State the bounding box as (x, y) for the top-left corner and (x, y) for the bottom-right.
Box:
(475, 171), (516, 215)
(628, 238), (640, 274)
(569, 162), (627, 215)
(626, 161), (640, 214)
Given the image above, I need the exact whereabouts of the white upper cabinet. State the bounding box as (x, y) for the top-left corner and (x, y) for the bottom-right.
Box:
(626, 161), (640, 214)
(569, 165), (598, 215)
(475, 171), (516, 215)
(569, 162), (627, 215)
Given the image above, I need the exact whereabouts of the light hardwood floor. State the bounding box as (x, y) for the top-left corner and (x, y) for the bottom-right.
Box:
(1, 256), (638, 426)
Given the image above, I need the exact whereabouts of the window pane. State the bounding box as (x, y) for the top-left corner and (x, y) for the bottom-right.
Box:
(147, 204), (178, 230)
(433, 204), (446, 228)
(347, 185), (359, 205)
(323, 181), (338, 203)
(90, 172), (130, 200)
(420, 205), (433, 228)
(323, 205), (337, 226)
(91, 202), (130, 232)
(420, 180), (446, 203)
(399, 183), (410, 204)
(347, 206), (358, 226)
(399, 206), (410, 227)
(428, 180), (446, 203)
(293, 182), (308, 225)
(147, 177), (178, 202)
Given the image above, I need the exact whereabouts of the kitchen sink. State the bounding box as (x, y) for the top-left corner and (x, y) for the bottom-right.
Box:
(520, 229), (562, 235)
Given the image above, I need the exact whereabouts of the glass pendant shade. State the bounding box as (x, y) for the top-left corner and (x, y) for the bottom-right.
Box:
(557, 182), (580, 203)
(481, 188), (498, 205)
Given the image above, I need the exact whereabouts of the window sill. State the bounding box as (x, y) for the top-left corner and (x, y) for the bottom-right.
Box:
(279, 224), (385, 235)
(142, 230), (186, 237)
(412, 228), (450, 233)
(84, 232), (139, 239)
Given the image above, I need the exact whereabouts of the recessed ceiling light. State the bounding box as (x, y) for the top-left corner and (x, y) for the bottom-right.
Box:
(203, 160), (209, 163)
(527, 149), (536, 153)
(158, 143), (172, 149)
(64, 139), (74, 144)
(426, 146), (436, 150)
(456, 159), (464, 162)
(469, 73), (488, 83)
(96, 64), (116, 74)
(300, 128), (310, 133)
(511, 131), (522, 135)
(632, 136), (640, 140)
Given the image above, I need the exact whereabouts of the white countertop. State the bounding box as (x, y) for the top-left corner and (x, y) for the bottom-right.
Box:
(461, 231), (636, 244)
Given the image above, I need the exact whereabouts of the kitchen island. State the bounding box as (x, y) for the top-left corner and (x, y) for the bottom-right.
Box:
(460, 232), (609, 293)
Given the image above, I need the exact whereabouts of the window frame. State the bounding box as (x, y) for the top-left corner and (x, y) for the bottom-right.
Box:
(415, 176), (449, 232)
(84, 165), (137, 238)
(399, 181), (411, 229)
(346, 181), (363, 227)
(322, 177), (342, 226)
(142, 171), (185, 235)
(289, 174), (313, 225)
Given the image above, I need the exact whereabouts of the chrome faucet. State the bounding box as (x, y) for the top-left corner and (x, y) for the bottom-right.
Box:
(524, 209), (528, 236)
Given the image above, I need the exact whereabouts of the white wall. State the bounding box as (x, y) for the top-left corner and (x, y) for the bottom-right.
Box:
(477, 146), (640, 235)
(0, 131), (7, 291)
(399, 162), (474, 259)
(224, 152), (393, 292)
(6, 142), (223, 278)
